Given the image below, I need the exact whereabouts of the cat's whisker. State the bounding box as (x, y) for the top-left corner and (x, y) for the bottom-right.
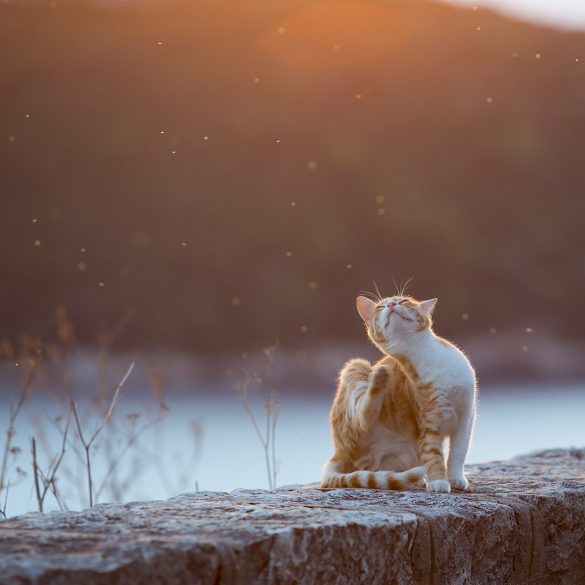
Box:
(401, 276), (414, 297)
(359, 290), (382, 303)
(373, 281), (383, 303)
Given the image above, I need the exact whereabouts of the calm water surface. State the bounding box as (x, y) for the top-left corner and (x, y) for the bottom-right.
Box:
(2, 383), (584, 517)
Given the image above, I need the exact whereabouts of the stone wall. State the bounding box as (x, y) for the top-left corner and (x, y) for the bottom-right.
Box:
(1, 449), (584, 584)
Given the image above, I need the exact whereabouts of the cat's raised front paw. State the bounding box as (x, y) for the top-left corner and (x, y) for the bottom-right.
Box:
(449, 475), (469, 491)
(427, 479), (451, 493)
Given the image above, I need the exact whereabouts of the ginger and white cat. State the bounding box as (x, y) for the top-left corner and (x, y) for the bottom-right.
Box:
(321, 293), (476, 493)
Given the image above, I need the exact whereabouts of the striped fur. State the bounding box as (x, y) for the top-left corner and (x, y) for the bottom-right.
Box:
(321, 462), (425, 490)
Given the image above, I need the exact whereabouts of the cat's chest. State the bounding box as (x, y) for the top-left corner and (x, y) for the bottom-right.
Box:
(412, 345), (474, 390)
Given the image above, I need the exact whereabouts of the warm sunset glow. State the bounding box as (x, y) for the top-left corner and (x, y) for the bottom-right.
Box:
(257, 1), (416, 71)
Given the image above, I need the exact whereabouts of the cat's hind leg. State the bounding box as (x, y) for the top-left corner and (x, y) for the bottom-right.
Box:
(354, 365), (391, 431)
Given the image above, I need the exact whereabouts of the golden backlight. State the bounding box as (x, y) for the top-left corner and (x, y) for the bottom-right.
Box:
(258, 1), (416, 71)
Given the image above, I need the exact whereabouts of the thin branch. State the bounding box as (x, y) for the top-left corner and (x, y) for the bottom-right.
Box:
(69, 362), (135, 507)
(94, 412), (166, 500)
(31, 438), (43, 513)
(88, 363), (134, 447)
(0, 480), (10, 519)
(0, 356), (39, 506)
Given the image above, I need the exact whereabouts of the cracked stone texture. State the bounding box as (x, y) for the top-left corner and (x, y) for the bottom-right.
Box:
(1, 449), (584, 585)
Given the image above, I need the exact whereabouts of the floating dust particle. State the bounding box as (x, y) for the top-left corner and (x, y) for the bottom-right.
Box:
(231, 297), (241, 306)
(300, 325), (308, 333)
(476, 27), (481, 31)
(486, 97), (493, 104)
(307, 160), (318, 170)
(522, 345), (528, 352)
(377, 208), (386, 216)
(490, 328), (497, 334)
(8, 136), (15, 143)
(375, 195), (385, 204)
(77, 262), (87, 272)
(181, 242), (187, 247)
(98, 281), (105, 287)
(34, 240), (42, 247)
(461, 313), (470, 320)
(285, 251), (292, 257)
(32, 218), (38, 223)
(80, 247), (86, 253)
(277, 26), (286, 34)
(526, 327), (533, 333)
(253, 77), (260, 83)
(308, 281), (317, 290)
(346, 264), (353, 269)
(290, 201), (296, 207)
(203, 135), (209, 141)
(332, 44), (341, 51)
(535, 53), (541, 59)
(355, 93), (363, 100)
(25, 114), (30, 119)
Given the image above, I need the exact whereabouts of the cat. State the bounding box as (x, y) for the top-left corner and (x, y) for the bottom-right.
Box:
(321, 293), (477, 493)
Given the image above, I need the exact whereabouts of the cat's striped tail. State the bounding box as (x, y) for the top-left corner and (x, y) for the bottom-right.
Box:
(320, 460), (425, 490)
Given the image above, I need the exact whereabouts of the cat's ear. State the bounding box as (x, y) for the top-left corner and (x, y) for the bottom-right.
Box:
(420, 298), (437, 317)
(356, 296), (376, 322)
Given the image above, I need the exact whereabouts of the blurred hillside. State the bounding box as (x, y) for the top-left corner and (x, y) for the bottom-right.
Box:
(1, 0), (584, 353)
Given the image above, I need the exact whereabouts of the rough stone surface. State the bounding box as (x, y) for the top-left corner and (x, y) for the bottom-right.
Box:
(1, 449), (584, 585)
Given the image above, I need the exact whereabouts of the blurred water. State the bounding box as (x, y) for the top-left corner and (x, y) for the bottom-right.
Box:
(2, 384), (584, 518)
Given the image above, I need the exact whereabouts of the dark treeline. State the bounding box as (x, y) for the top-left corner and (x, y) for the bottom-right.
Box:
(1, 0), (584, 353)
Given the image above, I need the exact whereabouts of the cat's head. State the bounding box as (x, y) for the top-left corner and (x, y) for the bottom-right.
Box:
(356, 294), (437, 348)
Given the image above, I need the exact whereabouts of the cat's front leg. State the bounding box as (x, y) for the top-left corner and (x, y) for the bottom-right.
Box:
(418, 425), (450, 493)
(447, 402), (475, 491)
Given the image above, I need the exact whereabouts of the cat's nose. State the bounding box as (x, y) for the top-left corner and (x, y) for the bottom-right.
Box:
(387, 302), (395, 310)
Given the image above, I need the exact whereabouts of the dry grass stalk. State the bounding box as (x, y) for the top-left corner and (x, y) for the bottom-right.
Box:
(235, 344), (280, 490)
(30, 411), (72, 513)
(0, 354), (41, 516)
(69, 362), (135, 508)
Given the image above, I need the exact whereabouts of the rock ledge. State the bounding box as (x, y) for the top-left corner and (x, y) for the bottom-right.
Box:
(1, 449), (584, 584)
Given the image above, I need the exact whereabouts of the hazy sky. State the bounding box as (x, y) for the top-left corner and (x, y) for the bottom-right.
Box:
(448, 0), (585, 29)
